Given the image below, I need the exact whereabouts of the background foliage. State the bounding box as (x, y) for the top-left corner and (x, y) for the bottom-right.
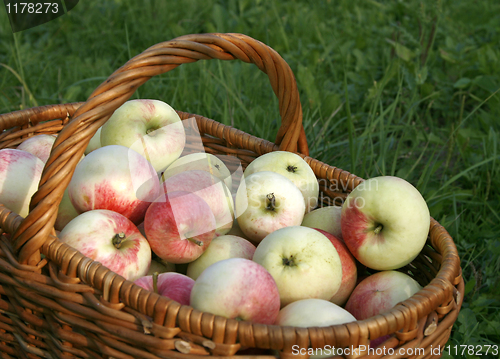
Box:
(1, 0), (499, 357)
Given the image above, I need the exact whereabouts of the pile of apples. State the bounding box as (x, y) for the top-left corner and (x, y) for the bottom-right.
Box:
(0, 99), (432, 352)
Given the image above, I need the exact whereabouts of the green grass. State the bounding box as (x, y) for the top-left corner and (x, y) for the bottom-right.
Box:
(1, 0), (499, 357)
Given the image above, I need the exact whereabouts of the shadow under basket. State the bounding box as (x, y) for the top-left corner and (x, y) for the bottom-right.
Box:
(0, 33), (463, 359)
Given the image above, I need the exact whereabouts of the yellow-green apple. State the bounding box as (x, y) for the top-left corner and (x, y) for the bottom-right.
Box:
(146, 259), (175, 275)
(161, 170), (234, 236)
(59, 209), (151, 281)
(252, 226), (342, 307)
(345, 270), (422, 347)
(302, 205), (343, 240)
(0, 149), (44, 218)
(17, 134), (56, 163)
(162, 152), (232, 190)
(100, 99), (186, 173)
(277, 298), (356, 359)
(85, 127), (102, 155)
(144, 191), (216, 264)
(134, 272), (194, 306)
(235, 171), (305, 243)
(190, 258), (280, 324)
(314, 229), (357, 306)
(243, 151), (319, 212)
(68, 145), (160, 225)
(55, 187), (80, 231)
(226, 218), (251, 240)
(186, 235), (256, 280)
(341, 176), (430, 270)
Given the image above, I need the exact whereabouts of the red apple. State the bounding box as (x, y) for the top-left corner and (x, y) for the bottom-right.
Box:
(345, 270), (422, 320)
(190, 258), (280, 324)
(314, 228), (357, 306)
(345, 271), (422, 349)
(161, 170), (234, 236)
(144, 191), (216, 264)
(68, 145), (160, 224)
(59, 209), (151, 281)
(134, 272), (194, 306)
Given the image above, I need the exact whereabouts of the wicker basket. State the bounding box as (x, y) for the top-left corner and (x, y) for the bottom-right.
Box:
(0, 33), (463, 359)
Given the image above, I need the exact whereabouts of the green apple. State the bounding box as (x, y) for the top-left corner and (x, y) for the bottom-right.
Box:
(235, 171), (305, 243)
(243, 151), (319, 212)
(301, 205), (343, 240)
(341, 176), (430, 270)
(100, 99), (186, 173)
(162, 152), (232, 190)
(186, 235), (256, 280)
(253, 226), (343, 307)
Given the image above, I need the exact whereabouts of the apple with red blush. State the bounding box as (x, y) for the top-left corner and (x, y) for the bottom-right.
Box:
(314, 228), (357, 306)
(341, 176), (430, 271)
(58, 209), (151, 281)
(100, 99), (186, 173)
(161, 170), (234, 236)
(190, 258), (280, 324)
(345, 270), (422, 348)
(134, 272), (194, 306)
(68, 145), (160, 225)
(144, 190), (216, 264)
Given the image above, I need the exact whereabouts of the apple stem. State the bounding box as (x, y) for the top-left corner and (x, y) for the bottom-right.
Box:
(112, 232), (126, 249)
(266, 193), (276, 211)
(153, 272), (159, 294)
(287, 165), (298, 173)
(373, 224), (383, 235)
(188, 237), (204, 246)
(146, 127), (159, 135)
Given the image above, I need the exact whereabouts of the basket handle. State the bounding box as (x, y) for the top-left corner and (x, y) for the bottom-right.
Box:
(11, 33), (308, 264)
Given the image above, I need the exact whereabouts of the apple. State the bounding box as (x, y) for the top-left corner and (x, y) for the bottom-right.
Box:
(190, 258), (280, 324)
(134, 272), (194, 306)
(162, 152), (232, 190)
(243, 151), (319, 212)
(345, 270), (422, 347)
(0, 149), (44, 218)
(341, 176), (430, 270)
(161, 170), (234, 236)
(252, 226), (342, 307)
(144, 190), (216, 264)
(314, 229), (357, 306)
(186, 235), (256, 280)
(146, 259), (175, 275)
(302, 205), (343, 240)
(100, 99), (186, 173)
(85, 127), (102, 155)
(54, 187), (80, 231)
(16, 134), (56, 163)
(276, 298), (356, 359)
(226, 217), (251, 241)
(235, 171), (305, 243)
(59, 209), (151, 281)
(68, 145), (160, 225)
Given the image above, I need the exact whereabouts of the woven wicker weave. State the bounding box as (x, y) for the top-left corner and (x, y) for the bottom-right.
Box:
(0, 33), (463, 359)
